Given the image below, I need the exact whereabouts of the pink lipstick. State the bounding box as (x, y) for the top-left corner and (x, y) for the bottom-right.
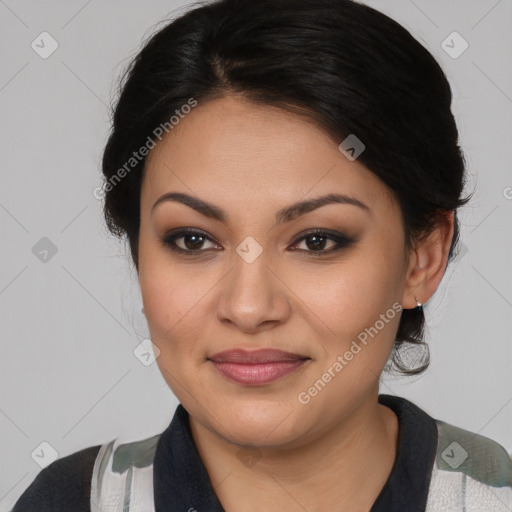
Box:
(208, 348), (309, 385)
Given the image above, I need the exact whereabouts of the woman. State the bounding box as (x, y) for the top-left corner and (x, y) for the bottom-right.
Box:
(12, 0), (512, 510)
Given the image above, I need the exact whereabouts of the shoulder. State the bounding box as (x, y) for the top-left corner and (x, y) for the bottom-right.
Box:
(90, 433), (161, 510)
(11, 432), (162, 512)
(426, 419), (512, 511)
(11, 444), (102, 512)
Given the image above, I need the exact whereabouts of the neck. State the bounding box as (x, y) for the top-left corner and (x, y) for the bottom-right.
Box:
(188, 392), (399, 512)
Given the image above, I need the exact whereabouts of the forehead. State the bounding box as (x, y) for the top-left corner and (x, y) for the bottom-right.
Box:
(141, 95), (395, 215)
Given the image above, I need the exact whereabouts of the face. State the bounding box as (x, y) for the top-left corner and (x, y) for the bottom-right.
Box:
(138, 95), (411, 448)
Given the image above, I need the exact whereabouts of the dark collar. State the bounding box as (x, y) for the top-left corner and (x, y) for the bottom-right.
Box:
(153, 394), (438, 511)
(371, 394), (438, 511)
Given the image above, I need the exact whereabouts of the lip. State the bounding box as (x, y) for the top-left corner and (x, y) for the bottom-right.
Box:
(208, 348), (310, 385)
(209, 348), (308, 364)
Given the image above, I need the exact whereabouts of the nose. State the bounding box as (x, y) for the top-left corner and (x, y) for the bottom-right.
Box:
(216, 247), (291, 334)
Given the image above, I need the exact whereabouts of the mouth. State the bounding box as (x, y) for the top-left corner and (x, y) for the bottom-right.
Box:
(207, 348), (311, 386)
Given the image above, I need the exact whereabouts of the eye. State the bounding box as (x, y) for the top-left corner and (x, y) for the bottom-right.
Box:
(161, 228), (220, 254)
(162, 227), (354, 257)
(290, 229), (354, 255)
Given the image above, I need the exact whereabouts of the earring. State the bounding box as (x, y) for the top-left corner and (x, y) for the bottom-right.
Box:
(415, 297), (423, 310)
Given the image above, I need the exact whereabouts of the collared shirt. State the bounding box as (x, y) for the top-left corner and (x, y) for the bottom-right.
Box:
(11, 394), (512, 511)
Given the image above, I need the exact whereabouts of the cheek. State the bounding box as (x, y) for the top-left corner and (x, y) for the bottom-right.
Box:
(141, 275), (206, 390)
(138, 244), (217, 370)
(140, 269), (195, 347)
(300, 245), (405, 360)
(138, 238), (188, 349)
(315, 255), (401, 317)
(138, 226), (186, 322)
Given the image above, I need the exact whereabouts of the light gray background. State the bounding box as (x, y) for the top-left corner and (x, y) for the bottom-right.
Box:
(1, 0), (511, 509)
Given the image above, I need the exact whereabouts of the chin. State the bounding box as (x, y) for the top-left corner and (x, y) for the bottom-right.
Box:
(213, 398), (305, 447)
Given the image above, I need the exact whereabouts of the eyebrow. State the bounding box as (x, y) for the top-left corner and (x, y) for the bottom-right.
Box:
(151, 191), (370, 224)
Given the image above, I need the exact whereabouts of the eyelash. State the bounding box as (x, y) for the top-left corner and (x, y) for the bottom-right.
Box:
(160, 228), (354, 257)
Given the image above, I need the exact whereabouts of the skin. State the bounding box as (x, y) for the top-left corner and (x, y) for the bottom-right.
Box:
(138, 95), (454, 511)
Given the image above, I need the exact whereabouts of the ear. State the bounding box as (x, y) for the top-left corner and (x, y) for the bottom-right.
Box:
(402, 211), (455, 310)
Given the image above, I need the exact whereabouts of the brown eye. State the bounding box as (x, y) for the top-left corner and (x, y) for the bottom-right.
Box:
(291, 229), (354, 255)
(161, 229), (219, 254)
(161, 228), (354, 257)
(298, 233), (336, 251)
(179, 233), (208, 250)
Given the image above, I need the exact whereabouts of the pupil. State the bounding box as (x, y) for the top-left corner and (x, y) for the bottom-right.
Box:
(307, 235), (325, 250)
(185, 234), (203, 250)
